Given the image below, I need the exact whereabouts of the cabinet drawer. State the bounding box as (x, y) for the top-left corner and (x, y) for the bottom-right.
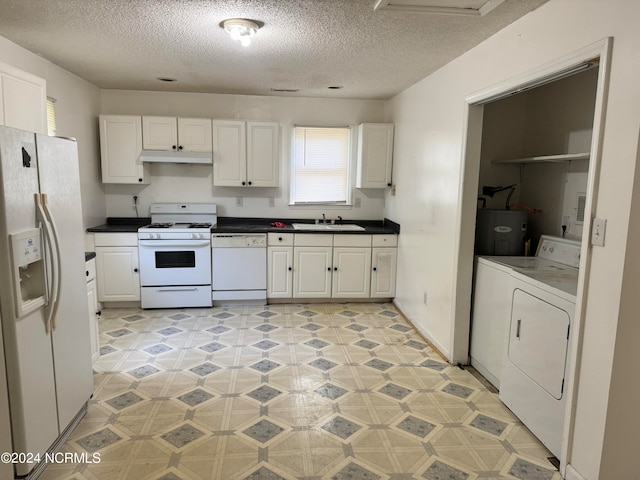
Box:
(372, 234), (397, 247)
(268, 232), (294, 246)
(94, 233), (138, 247)
(294, 234), (333, 247)
(333, 234), (372, 247)
(85, 258), (96, 283)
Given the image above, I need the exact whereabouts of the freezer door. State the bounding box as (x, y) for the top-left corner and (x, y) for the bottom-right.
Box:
(36, 134), (94, 431)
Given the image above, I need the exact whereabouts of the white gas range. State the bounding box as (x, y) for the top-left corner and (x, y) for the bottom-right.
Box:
(138, 203), (216, 309)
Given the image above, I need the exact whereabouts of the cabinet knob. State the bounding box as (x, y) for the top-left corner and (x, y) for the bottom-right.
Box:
(387, 182), (392, 187)
(178, 145), (183, 150)
(96, 310), (102, 317)
(138, 178), (143, 183)
(278, 237), (283, 241)
(373, 267), (377, 271)
(334, 267), (338, 271)
(172, 145), (177, 150)
(248, 181), (252, 185)
(242, 181), (246, 186)
(327, 267), (331, 271)
(86, 270), (89, 276)
(134, 268), (138, 273)
(288, 267), (292, 271)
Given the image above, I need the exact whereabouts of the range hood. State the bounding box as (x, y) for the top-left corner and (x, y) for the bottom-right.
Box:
(139, 150), (213, 165)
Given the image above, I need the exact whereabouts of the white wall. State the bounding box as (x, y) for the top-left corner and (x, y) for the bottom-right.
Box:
(0, 37), (104, 229)
(100, 90), (388, 221)
(386, 0), (640, 478)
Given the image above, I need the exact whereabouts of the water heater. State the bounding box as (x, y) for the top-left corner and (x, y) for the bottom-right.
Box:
(475, 209), (528, 256)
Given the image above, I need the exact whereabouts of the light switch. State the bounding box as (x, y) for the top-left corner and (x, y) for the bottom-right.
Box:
(591, 217), (606, 246)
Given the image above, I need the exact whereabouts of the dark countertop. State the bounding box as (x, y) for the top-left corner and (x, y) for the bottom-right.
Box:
(87, 217), (151, 233)
(213, 217), (400, 235)
(87, 216), (400, 235)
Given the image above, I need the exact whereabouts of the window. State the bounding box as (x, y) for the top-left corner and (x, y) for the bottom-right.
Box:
(46, 97), (57, 136)
(290, 126), (351, 205)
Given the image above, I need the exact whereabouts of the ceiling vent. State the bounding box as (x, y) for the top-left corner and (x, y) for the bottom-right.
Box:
(374, 0), (505, 16)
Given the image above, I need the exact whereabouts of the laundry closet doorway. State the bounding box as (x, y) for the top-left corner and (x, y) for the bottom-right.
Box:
(451, 38), (611, 474)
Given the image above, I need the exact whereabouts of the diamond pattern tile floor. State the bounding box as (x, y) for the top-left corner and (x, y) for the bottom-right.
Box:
(40, 303), (561, 480)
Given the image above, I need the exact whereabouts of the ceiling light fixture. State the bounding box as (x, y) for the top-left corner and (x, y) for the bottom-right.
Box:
(220, 18), (263, 47)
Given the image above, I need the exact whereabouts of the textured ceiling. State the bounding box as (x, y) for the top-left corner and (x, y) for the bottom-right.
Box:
(0, 0), (548, 100)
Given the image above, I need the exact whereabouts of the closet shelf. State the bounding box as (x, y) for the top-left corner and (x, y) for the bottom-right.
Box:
(492, 152), (590, 164)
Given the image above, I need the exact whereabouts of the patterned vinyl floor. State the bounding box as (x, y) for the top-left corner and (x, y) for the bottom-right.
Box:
(40, 303), (561, 480)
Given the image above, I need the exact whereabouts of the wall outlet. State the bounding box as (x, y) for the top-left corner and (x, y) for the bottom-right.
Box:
(423, 291), (428, 305)
(236, 196), (243, 207)
(591, 217), (606, 246)
(354, 197), (362, 208)
(268, 197), (275, 207)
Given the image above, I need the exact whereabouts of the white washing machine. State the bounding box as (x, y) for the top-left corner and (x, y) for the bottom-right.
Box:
(499, 236), (580, 459)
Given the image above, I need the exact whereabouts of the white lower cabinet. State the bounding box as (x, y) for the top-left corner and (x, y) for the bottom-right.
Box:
(371, 248), (397, 298)
(294, 246), (333, 297)
(85, 258), (100, 362)
(332, 235), (372, 298)
(267, 233), (396, 300)
(94, 233), (140, 302)
(332, 247), (372, 297)
(267, 233), (294, 298)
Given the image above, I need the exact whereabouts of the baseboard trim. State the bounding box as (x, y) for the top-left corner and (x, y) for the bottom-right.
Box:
(565, 464), (587, 480)
(391, 300), (449, 363)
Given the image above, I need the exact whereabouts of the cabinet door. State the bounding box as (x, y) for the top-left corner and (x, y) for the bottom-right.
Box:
(0, 64), (47, 134)
(86, 278), (100, 362)
(267, 247), (293, 298)
(95, 247), (140, 301)
(247, 121), (279, 187)
(332, 247), (371, 298)
(371, 248), (397, 298)
(356, 123), (394, 188)
(213, 120), (247, 186)
(99, 115), (147, 184)
(142, 116), (177, 151)
(178, 118), (213, 152)
(293, 247), (332, 297)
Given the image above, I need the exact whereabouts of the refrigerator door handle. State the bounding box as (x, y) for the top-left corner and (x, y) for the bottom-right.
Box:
(41, 194), (63, 331)
(35, 194), (56, 333)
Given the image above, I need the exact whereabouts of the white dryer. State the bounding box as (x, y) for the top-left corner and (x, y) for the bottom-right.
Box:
(470, 237), (580, 389)
(499, 236), (580, 459)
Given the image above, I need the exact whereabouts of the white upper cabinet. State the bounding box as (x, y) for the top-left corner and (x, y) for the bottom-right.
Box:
(356, 123), (394, 188)
(0, 62), (47, 135)
(99, 115), (149, 184)
(142, 116), (212, 152)
(213, 120), (279, 187)
(247, 122), (280, 187)
(212, 120), (246, 186)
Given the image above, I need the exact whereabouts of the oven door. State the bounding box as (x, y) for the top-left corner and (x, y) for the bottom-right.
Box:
(138, 239), (211, 286)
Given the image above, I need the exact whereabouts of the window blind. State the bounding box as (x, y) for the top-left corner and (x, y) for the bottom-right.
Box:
(290, 126), (350, 204)
(46, 97), (57, 136)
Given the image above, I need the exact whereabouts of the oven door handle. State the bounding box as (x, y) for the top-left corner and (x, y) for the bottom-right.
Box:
(138, 240), (211, 248)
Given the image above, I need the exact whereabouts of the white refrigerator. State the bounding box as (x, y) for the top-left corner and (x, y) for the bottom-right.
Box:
(0, 125), (94, 478)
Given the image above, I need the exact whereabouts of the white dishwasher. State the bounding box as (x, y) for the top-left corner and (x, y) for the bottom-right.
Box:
(211, 234), (267, 305)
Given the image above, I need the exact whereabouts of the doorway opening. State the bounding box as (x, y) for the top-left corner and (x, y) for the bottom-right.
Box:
(452, 38), (612, 473)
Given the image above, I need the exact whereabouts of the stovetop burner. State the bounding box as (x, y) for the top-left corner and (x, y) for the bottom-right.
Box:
(146, 222), (174, 228)
(190, 223), (212, 228)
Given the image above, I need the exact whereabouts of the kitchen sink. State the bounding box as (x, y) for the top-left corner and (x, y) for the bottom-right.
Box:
(292, 223), (365, 231)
